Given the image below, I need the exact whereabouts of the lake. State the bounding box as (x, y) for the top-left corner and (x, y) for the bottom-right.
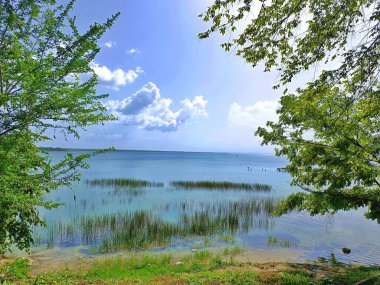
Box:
(30, 149), (380, 266)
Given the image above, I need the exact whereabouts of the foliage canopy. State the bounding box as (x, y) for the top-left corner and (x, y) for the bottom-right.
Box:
(200, 0), (380, 221)
(0, 0), (118, 252)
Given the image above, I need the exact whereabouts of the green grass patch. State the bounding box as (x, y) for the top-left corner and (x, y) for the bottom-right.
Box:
(222, 246), (244, 257)
(1, 251), (380, 285)
(276, 271), (314, 285)
(180, 270), (259, 285)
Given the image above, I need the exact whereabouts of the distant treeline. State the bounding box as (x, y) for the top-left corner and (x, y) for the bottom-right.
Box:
(39, 147), (70, 151)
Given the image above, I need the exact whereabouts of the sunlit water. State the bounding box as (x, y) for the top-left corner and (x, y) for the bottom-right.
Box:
(31, 150), (380, 265)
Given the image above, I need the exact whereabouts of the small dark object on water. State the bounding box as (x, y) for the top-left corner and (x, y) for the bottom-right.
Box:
(342, 247), (351, 254)
(74, 195), (76, 202)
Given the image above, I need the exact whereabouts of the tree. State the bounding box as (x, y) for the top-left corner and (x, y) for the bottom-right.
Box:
(0, 0), (119, 253)
(199, 0), (380, 222)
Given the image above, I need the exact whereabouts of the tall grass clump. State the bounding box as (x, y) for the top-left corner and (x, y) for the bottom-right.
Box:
(170, 181), (271, 191)
(87, 178), (164, 188)
(179, 198), (277, 235)
(95, 211), (180, 252)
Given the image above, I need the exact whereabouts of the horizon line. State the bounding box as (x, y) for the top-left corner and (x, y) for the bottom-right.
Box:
(39, 146), (275, 155)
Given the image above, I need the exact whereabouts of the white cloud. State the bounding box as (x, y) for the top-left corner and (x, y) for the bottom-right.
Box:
(228, 100), (279, 130)
(127, 48), (139, 54)
(135, 66), (144, 74)
(105, 82), (208, 132)
(90, 62), (142, 91)
(103, 41), (116, 48)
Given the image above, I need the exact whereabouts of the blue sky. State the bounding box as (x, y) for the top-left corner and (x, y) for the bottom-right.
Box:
(47, 0), (283, 153)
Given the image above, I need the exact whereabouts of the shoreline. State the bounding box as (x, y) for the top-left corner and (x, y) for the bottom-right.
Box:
(12, 245), (307, 274)
(2, 247), (379, 284)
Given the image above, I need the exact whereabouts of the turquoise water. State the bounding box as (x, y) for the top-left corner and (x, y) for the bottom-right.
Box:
(34, 150), (380, 265)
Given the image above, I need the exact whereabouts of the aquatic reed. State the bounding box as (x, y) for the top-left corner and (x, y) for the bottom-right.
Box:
(111, 188), (146, 196)
(267, 236), (294, 247)
(170, 181), (271, 191)
(34, 197), (277, 253)
(87, 178), (164, 188)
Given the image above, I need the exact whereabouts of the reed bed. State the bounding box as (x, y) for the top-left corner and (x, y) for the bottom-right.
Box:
(170, 180), (272, 191)
(179, 198), (276, 235)
(34, 197), (277, 253)
(97, 211), (180, 252)
(111, 188), (145, 196)
(87, 178), (164, 188)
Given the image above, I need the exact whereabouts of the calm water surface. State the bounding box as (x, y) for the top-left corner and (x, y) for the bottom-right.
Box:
(33, 150), (380, 265)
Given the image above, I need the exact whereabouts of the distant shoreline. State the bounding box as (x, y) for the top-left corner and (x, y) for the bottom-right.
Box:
(39, 146), (275, 155)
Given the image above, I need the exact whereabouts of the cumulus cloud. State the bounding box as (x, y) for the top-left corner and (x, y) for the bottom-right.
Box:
(127, 48), (139, 54)
(103, 41), (116, 48)
(90, 62), (142, 91)
(228, 100), (279, 129)
(105, 82), (207, 132)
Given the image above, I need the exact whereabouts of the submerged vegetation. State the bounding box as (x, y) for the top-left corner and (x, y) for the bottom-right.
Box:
(267, 236), (295, 248)
(110, 187), (146, 196)
(170, 181), (272, 191)
(87, 178), (164, 188)
(2, 250), (379, 284)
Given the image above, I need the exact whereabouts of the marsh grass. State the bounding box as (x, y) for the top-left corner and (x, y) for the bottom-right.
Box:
(179, 198), (276, 236)
(223, 246), (244, 256)
(219, 234), (236, 243)
(192, 237), (215, 249)
(267, 236), (295, 248)
(97, 197), (274, 252)
(35, 198), (277, 253)
(170, 180), (272, 191)
(111, 187), (145, 196)
(87, 178), (164, 188)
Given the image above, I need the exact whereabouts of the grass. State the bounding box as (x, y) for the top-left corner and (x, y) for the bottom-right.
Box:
(222, 246), (244, 256)
(218, 234), (236, 243)
(87, 178), (164, 188)
(170, 180), (272, 191)
(96, 197), (274, 252)
(1, 251), (379, 284)
(267, 236), (294, 248)
(192, 237), (215, 249)
(34, 197), (277, 252)
(96, 211), (179, 252)
(111, 187), (146, 196)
